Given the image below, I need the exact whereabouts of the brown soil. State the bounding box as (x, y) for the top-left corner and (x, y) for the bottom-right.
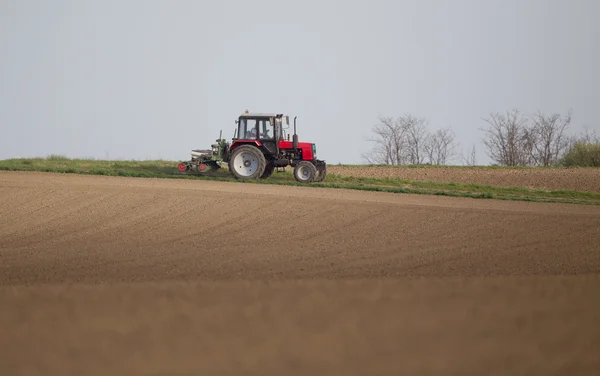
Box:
(1, 171), (600, 375)
(328, 165), (600, 192)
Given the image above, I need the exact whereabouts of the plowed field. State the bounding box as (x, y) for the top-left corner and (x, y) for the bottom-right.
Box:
(328, 165), (600, 192)
(1, 171), (600, 375)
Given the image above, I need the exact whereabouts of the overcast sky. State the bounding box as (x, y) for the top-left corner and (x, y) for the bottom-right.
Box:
(1, 0), (598, 165)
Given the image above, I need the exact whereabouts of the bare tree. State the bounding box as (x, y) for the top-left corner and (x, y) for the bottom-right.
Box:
(362, 115), (407, 165)
(520, 126), (538, 166)
(364, 114), (459, 166)
(481, 108), (575, 167)
(461, 144), (477, 166)
(480, 109), (531, 166)
(401, 115), (429, 164)
(528, 110), (572, 166)
(578, 125), (600, 144)
(424, 127), (459, 165)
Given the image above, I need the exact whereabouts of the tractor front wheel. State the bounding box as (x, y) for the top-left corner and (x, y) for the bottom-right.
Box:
(228, 145), (266, 180)
(314, 163), (327, 182)
(293, 161), (317, 183)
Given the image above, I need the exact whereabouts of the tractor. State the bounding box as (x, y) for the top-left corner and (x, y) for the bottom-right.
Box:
(177, 111), (327, 183)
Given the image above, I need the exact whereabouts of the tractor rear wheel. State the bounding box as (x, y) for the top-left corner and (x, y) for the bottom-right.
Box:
(260, 161), (275, 179)
(293, 161), (317, 183)
(228, 145), (266, 180)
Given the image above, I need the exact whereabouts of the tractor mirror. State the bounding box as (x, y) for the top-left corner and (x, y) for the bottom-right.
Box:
(285, 116), (289, 125)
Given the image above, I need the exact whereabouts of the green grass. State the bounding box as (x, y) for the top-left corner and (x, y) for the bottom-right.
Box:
(333, 163), (599, 169)
(1, 156), (598, 206)
(320, 174), (600, 201)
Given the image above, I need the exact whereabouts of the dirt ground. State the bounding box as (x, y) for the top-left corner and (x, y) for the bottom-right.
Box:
(1, 171), (600, 375)
(328, 165), (600, 192)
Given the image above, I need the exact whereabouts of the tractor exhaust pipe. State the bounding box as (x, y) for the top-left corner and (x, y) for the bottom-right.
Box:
(293, 116), (298, 149)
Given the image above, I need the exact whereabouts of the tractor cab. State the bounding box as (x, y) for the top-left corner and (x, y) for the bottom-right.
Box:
(233, 111), (291, 156)
(234, 111), (287, 142)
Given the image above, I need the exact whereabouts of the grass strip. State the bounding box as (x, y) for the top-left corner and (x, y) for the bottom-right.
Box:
(332, 163), (600, 170)
(321, 174), (600, 201)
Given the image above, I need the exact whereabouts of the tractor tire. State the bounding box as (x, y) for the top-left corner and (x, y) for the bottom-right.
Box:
(177, 162), (190, 172)
(228, 145), (266, 180)
(260, 161), (275, 179)
(197, 162), (212, 174)
(293, 161), (317, 183)
(314, 164), (327, 182)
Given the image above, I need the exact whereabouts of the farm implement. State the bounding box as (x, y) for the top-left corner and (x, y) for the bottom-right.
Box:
(177, 131), (228, 175)
(177, 111), (327, 183)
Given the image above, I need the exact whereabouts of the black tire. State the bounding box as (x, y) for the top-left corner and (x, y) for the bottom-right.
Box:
(314, 163), (327, 182)
(293, 161), (317, 183)
(228, 145), (266, 180)
(260, 161), (275, 179)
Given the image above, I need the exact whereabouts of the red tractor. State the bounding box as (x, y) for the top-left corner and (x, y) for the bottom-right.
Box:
(227, 111), (327, 183)
(177, 111), (327, 183)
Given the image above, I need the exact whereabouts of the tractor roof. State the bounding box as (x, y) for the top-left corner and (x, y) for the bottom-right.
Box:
(239, 112), (283, 118)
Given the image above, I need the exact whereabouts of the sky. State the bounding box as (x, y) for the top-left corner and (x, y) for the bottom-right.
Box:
(1, 0), (598, 165)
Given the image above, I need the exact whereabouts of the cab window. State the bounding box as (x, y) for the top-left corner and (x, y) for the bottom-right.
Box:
(238, 118), (258, 139)
(259, 119), (274, 140)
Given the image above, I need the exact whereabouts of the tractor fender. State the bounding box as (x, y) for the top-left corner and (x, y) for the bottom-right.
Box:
(229, 140), (263, 153)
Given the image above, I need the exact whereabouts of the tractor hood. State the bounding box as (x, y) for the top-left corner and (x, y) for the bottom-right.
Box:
(277, 140), (317, 160)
